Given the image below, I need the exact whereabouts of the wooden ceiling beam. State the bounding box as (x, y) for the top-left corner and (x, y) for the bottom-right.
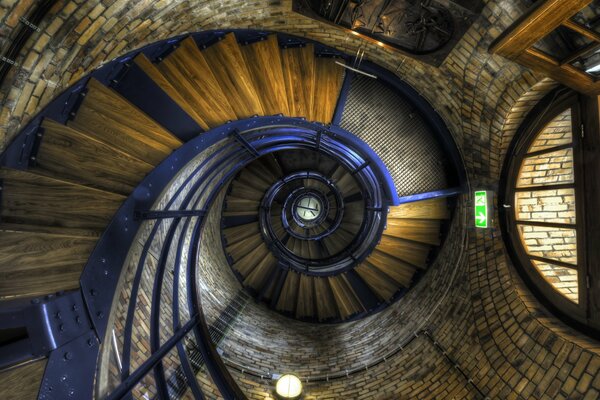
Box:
(490, 0), (593, 59)
(518, 48), (600, 95)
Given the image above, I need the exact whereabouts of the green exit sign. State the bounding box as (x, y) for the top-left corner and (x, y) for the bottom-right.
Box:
(474, 191), (488, 228)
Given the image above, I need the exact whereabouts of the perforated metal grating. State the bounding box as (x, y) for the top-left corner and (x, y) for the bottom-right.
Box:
(340, 74), (449, 197)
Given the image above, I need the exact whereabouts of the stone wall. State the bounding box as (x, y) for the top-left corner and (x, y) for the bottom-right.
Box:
(2, 0), (600, 399)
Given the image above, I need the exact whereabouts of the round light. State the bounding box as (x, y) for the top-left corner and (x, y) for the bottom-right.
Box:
(275, 374), (302, 398)
(295, 194), (322, 222)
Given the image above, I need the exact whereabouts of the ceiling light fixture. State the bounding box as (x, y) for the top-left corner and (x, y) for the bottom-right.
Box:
(275, 374), (302, 399)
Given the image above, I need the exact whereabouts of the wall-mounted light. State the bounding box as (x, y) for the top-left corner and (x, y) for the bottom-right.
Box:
(275, 374), (302, 398)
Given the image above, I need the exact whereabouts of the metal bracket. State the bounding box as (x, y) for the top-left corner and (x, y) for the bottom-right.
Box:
(106, 61), (132, 87)
(351, 161), (370, 175)
(27, 125), (45, 167)
(62, 85), (88, 121)
(231, 129), (259, 157)
(0, 290), (93, 370)
(133, 208), (207, 220)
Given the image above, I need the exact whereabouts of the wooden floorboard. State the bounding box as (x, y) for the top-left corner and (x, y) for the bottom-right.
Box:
(241, 34), (289, 116)
(312, 56), (344, 123)
(202, 33), (264, 119)
(158, 37), (237, 128)
(0, 359), (46, 399)
(0, 168), (125, 231)
(35, 119), (153, 196)
(281, 44), (315, 118)
(134, 53), (210, 130)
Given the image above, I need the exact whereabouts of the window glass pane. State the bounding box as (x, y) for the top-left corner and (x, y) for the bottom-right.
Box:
(515, 188), (576, 224)
(527, 108), (572, 153)
(531, 260), (579, 304)
(516, 148), (574, 188)
(518, 225), (577, 265)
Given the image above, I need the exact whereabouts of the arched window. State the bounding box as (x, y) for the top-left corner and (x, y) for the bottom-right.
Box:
(501, 89), (600, 335)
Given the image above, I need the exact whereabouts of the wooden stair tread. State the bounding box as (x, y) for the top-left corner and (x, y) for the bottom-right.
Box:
(243, 252), (276, 290)
(133, 53), (210, 130)
(229, 183), (265, 201)
(384, 219), (442, 246)
(240, 34), (289, 116)
(69, 79), (180, 165)
(223, 223), (260, 245)
(133, 53), (209, 130)
(281, 44), (315, 118)
(276, 271), (300, 313)
(388, 198), (450, 220)
(296, 274), (315, 318)
(0, 230), (96, 298)
(0, 168), (124, 231)
(328, 275), (363, 319)
(312, 56), (344, 123)
(226, 233), (264, 262)
(314, 277), (337, 321)
(202, 33), (264, 119)
(234, 242), (270, 278)
(225, 198), (260, 213)
(158, 37), (237, 127)
(0, 358), (47, 399)
(366, 250), (415, 288)
(376, 235), (430, 269)
(34, 119), (153, 196)
(355, 262), (398, 302)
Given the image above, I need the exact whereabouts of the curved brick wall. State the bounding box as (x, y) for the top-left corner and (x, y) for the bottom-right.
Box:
(2, 0), (600, 399)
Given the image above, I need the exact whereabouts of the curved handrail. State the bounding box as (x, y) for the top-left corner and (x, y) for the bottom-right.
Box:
(88, 118), (396, 399)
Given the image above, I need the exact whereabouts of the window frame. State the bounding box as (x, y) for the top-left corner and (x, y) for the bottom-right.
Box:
(500, 88), (599, 335)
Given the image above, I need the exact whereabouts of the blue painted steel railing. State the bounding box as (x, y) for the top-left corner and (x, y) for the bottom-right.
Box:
(70, 118), (396, 400)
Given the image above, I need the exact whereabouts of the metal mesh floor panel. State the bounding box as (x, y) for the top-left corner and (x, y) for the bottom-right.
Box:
(340, 74), (448, 197)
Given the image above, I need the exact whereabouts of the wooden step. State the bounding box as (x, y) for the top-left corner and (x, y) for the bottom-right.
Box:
(233, 242), (270, 278)
(0, 168), (124, 232)
(281, 44), (315, 118)
(376, 235), (430, 269)
(336, 172), (360, 197)
(225, 198), (260, 213)
(243, 252), (276, 291)
(312, 56), (344, 123)
(0, 229), (96, 299)
(355, 262), (398, 302)
(229, 181), (265, 201)
(33, 119), (153, 196)
(202, 33), (264, 119)
(365, 250), (415, 288)
(384, 219), (441, 245)
(388, 198), (450, 220)
(236, 170), (273, 192)
(314, 277), (337, 321)
(69, 79), (181, 165)
(0, 358), (47, 399)
(296, 274), (315, 319)
(328, 274), (363, 319)
(157, 37), (237, 127)
(133, 53), (210, 130)
(223, 223), (260, 246)
(243, 158), (281, 185)
(276, 271), (300, 313)
(241, 35), (289, 116)
(258, 153), (284, 178)
(225, 232), (264, 262)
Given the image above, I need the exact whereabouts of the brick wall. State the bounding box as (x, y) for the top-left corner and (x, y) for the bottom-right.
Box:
(2, 0), (600, 399)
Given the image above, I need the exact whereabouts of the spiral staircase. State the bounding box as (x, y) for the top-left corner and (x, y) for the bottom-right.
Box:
(0, 30), (463, 399)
